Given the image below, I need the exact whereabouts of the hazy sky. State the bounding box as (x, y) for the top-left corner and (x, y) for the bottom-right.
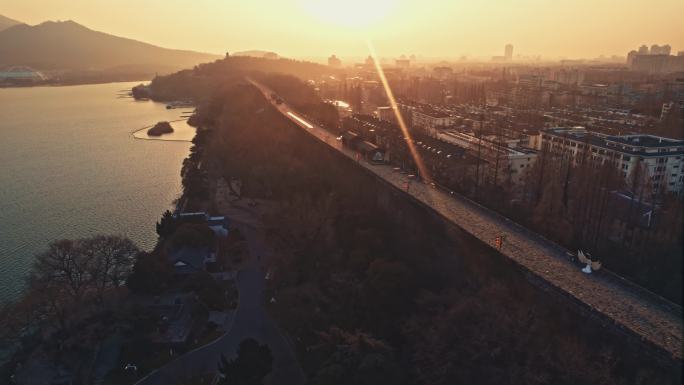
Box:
(5, 0), (684, 61)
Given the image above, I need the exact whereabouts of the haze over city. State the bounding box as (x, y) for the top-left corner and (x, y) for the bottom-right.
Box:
(1, 1), (683, 385)
(4, 0), (684, 59)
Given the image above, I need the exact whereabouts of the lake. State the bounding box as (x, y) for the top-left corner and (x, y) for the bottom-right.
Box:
(0, 82), (194, 302)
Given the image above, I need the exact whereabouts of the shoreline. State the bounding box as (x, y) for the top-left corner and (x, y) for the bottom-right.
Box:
(0, 82), (198, 371)
(131, 136), (195, 143)
(0, 83), (191, 303)
(0, 78), (153, 90)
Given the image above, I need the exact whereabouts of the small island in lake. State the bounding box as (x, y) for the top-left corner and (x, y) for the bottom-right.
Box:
(147, 121), (174, 136)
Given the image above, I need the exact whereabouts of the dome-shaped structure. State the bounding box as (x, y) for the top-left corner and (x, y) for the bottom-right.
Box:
(0, 66), (47, 81)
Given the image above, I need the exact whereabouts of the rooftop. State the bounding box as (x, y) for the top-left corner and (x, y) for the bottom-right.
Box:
(415, 107), (451, 119)
(605, 134), (684, 148)
(170, 247), (210, 274)
(207, 216), (230, 229)
(441, 130), (537, 157)
(542, 127), (684, 155)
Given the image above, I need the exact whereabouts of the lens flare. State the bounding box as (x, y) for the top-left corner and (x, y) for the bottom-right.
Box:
(366, 40), (432, 184)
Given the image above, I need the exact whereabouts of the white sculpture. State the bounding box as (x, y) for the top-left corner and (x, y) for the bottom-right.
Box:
(577, 250), (602, 274)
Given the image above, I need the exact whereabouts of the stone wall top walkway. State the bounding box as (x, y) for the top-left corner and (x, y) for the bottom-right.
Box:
(251, 79), (683, 361)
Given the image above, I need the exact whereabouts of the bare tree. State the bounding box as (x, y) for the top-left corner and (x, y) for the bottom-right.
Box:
(266, 193), (337, 257)
(25, 272), (72, 331)
(8, 235), (141, 332)
(83, 235), (139, 302)
(32, 239), (93, 303)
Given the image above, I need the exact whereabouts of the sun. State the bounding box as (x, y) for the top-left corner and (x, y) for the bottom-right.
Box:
(300, 0), (398, 28)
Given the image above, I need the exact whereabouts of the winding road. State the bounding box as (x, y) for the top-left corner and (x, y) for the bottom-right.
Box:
(135, 222), (305, 385)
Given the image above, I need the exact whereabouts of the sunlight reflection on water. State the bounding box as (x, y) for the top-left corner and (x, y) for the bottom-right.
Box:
(0, 82), (192, 301)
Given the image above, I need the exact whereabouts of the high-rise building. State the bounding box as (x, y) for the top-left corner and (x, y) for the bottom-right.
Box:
(627, 50), (638, 65)
(433, 66), (453, 80)
(554, 68), (584, 85)
(395, 58), (410, 69)
(518, 74), (543, 88)
(365, 55), (375, 68)
(631, 54), (684, 74)
(505, 44), (514, 61)
(626, 44), (682, 73)
(650, 44), (672, 55)
(328, 54), (342, 68)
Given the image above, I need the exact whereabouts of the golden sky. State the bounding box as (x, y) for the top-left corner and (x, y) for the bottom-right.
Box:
(5, 0), (684, 60)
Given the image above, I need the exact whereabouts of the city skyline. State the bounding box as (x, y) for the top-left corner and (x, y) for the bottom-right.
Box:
(4, 0), (684, 60)
(1, 1), (683, 383)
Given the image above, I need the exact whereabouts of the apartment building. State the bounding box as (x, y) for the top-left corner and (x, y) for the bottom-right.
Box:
(540, 127), (684, 193)
(437, 130), (537, 185)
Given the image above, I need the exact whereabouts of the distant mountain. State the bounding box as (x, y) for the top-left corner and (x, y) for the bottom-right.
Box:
(0, 20), (221, 73)
(232, 50), (280, 59)
(0, 14), (21, 32)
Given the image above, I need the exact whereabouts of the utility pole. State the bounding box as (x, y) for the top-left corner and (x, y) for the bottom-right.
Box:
(493, 123), (502, 187)
(475, 112), (484, 196)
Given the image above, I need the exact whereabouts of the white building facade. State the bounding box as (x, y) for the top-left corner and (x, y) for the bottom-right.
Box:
(438, 130), (537, 185)
(412, 108), (455, 136)
(541, 127), (684, 194)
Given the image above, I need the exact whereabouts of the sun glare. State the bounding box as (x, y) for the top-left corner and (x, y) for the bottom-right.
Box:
(300, 0), (398, 28)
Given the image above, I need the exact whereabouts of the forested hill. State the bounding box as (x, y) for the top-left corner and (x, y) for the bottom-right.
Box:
(147, 55), (337, 101)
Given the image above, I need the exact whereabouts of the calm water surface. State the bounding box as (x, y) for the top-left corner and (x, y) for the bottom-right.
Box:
(0, 82), (193, 302)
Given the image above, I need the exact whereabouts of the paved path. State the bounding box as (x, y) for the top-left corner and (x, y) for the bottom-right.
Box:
(250, 79), (683, 361)
(135, 222), (305, 385)
(92, 333), (123, 385)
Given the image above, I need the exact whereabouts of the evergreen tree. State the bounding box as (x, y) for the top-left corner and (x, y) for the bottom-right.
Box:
(218, 338), (273, 385)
